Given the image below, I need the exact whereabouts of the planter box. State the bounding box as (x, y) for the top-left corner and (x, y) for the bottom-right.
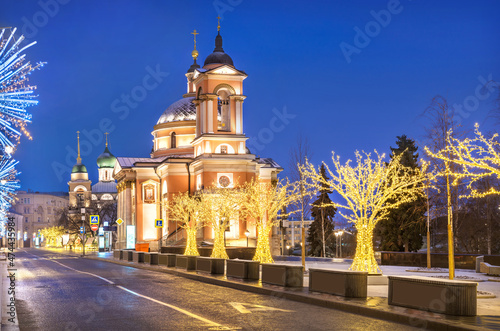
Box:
(176, 255), (197, 271)
(226, 259), (259, 280)
(388, 275), (477, 316)
(125, 250), (134, 261)
(158, 253), (177, 267)
(476, 256), (484, 273)
(113, 250), (122, 260)
(480, 262), (500, 276)
(144, 252), (159, 265)
(261, 264), (303, 287)
(196, 257), (225, 274)
(133, 251), (145, 263)
(309, 268), (367, 298)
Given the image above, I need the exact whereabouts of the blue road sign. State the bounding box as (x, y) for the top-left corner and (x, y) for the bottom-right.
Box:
(80, 226), (84, 234)
(90, 215), (99, 225)
(155, 219), (164, 228)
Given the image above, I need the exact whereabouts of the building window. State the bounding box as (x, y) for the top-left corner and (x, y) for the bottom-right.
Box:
(38, 217), (41, 222)
(170, 132), (176, 148)
(25, 218), (28, 223)
(220, 145), (227, 154)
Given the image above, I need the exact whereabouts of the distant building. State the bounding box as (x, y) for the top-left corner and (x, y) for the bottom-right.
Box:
(277, 217), (314, 250)
(10, 190), (69, 247)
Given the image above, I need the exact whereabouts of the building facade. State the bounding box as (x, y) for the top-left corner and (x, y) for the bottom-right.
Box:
(10, 190), (69, 247)
(114, 26), (282, 251)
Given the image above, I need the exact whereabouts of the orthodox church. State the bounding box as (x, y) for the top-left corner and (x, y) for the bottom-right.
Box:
(113, 23), (282, 251)
(69, 133), (118, 208)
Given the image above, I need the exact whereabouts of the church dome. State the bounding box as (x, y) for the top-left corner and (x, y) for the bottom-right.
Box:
(97, 146), (117, 168)
(72, 163), (88, 174)
(157, 97), (196, 124)
(203, 32), (234, 67)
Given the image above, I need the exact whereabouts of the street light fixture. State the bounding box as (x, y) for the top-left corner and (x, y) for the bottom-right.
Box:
(244, 229), (250, 247)
(286, 245), (290, 256)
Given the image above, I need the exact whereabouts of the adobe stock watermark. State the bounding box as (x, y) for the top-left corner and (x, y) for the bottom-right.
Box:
(51, 65), (169, 182)
(21, 0), (72, 39)
(213, 0), (242, 19)
(340, 0), (405, 64)
(246, 106), (296, 153)
(451, 74), (497, 125)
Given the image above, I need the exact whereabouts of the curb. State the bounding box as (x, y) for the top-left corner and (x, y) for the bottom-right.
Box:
(1, 255), (20, 331)
(83, 255), (486, 331)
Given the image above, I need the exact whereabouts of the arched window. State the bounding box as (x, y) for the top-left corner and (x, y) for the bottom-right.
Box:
(217, 90), (230, 131)
(171, 132), (176, 148)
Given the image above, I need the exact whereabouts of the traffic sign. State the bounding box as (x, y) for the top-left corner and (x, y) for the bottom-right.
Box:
(80, 226), (84, 234)
(116, 218), (124, 225)
(90, 215), (100, 225)
(91, 224), (99, 231)
(155, 219), (164, 228)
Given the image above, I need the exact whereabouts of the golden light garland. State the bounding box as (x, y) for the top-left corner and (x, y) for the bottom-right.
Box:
(425, 123), (500, 198)
(301, 151), (430, 274)
(240, 178), (298, 263)
(166, 192), (202, 256)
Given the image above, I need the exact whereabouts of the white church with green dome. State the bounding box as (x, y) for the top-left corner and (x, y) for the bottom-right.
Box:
(68, 132), (118, 208)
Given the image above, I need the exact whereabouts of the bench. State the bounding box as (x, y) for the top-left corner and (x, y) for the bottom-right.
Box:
(309, 268), (367, 298)
(144, 252), (159, 265)
(176, 255), (197, 271)
(196, 257), (225, 274)
(226, 259), (259, 280)
(158, 253), (177, 267)
(480, 262), (500, 276)
(132, 251), (145, 263)
(113, 250), (122, 260)
(261, 263), (303, 287)
(388, 275), (477, 316)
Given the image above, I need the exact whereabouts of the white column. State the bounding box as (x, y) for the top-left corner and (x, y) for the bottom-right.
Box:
(235, 100), (241, 134)
(207, 99), (214, 133)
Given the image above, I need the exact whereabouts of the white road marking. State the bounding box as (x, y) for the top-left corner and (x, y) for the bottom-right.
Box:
(229, 302), (293, 314)
(21, 250), (233, 329)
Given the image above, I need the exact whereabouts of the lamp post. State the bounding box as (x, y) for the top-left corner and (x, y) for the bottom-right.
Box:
(286, 245), (290, 256)
(244, 229), (250, 247)
(81, 207), (85, 257)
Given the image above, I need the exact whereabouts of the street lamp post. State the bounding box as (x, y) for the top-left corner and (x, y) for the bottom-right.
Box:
(334, 230), (344, 258)
(244, 229), (250, 247)
(286, 245), (290, 256)
(81, 208), (85, 257)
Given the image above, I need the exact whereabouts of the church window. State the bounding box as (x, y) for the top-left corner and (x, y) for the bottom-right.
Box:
(101, 194), (113, 200)
(171, 132), (176, 148)
(220, 145), (227, 154)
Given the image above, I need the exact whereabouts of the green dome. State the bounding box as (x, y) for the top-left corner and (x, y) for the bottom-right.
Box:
(72, 163), (88, 174)
(97, 146), (117, 168)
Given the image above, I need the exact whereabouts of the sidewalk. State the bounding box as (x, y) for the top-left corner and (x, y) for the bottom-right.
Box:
(1, 249), (19, 331)
(44, 248), (500, 331)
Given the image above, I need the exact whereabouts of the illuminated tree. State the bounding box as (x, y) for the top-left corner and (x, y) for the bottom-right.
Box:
(167, 192), (202, 256)
(301, 151), (429, 274)
(40, 226), (66, 247)
(240, 178), (297, 263)
(426, 124), (500, 198)
(199, 186), (240, 259)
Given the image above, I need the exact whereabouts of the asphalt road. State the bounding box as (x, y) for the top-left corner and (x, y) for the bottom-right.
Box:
(15, 249), (420, 331)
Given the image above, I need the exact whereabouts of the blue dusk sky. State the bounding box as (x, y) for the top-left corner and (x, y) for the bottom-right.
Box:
(2, 0), (500, 192)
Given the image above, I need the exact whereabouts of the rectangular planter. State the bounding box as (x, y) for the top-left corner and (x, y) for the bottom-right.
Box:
(125, 250), (134, 261)
(309, 268), (367, 298)
(158, 253), (177, 267)
(196, 257), (225, 274)
(144, 252), (159, 265)
(226, 259), (259, 280)
(176, 255), (197, 271)
(132, 251), (145, 263)
(388, 275), (477, 316)
(113, 250), (122, 260)
(261, 264), (303, 287)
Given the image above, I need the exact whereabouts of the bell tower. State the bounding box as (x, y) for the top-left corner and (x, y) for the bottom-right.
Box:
(191, 20), (248, 157)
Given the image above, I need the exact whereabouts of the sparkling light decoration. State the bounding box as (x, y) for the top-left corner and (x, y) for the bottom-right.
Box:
(199, 186), (241, 259)
(0, 157), (20, 209)
(166, 192), (202, 256)
(301, 151), (429, 274)
(240, 178), (297, 263)
(425, 124), (500, 198)
(0, 27), (44, 151)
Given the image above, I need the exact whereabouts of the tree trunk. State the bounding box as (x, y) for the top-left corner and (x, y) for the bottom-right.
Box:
(253, 225), (273, 263)
(321, 207), (325, 258)
(446, 168), (455, 280)
(350, 224), (380, 274)
(211, 226), (228, 259)
(184, 227), (199, 256)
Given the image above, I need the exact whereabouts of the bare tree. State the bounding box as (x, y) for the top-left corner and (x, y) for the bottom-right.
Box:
(288, 133), (314, 265)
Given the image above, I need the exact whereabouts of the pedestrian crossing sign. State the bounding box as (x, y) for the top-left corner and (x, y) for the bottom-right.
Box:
(155, 219), (164, 228)
(90, 215), (99, 225)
